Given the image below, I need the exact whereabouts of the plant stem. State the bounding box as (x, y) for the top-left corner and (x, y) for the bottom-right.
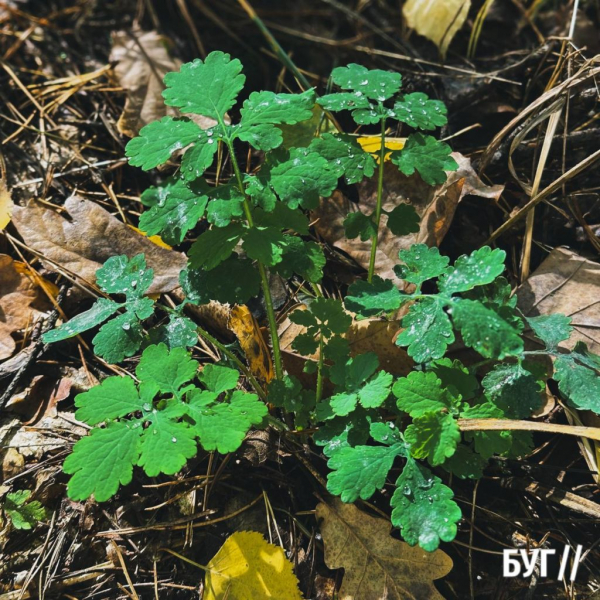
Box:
(196, 327), (288, 432)
(316, 331), (325, 404)
(196, 325), (267, 401)
(224, 138), (284, 381)
(310, 282), (323, 298)
(367, 117), (387, 283)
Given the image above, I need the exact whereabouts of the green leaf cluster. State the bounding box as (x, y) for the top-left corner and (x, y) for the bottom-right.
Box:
(315, 64), (456, 247)
(41, 51), (600, 557)
(3, 490), (47, 530)
(42, 255), (198, 361)
(64, 344), (267, 501)
(347, 244), (523, 362)
(43, 254), (155, 363)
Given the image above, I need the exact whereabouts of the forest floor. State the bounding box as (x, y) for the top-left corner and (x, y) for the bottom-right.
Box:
(1, 0), (600, 598)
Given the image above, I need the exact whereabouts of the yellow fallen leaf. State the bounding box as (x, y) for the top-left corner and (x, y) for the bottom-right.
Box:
(403, 0), (471, 58)
(228, 305), (274, 383)
(0, 179), (14, 230)
(128, 225), (172, 249)
(357, 135), (406, 162)
(204, 531), (303, 600)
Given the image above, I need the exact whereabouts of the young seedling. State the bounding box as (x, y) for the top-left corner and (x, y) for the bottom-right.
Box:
(63, 343), (266, 501)
(41, 52), (600, 552)
(317, 64), (458, 282)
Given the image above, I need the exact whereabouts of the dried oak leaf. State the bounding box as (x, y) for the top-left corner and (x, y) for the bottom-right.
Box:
(0, 254), (48, 360)
(279, 306), (412, 391)
(11, 197), (186, 294)
(517, 247), (600, 354)
(111, 28), (218, 137)
(317, 498), (452, 600)
(312, 154), (503, 286)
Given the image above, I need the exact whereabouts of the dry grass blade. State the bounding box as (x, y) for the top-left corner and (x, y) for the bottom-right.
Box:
(458, 418), (600, 442)
(485, 147), (600, 245)
(519, 106), (563, 280)
(480, 61), (600, 170)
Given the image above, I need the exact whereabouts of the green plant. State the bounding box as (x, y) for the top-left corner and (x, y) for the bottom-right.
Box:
(63, 343), (266, 501)
(316, 63), (457, 282)
(3, 490), (46, 530)
(42, 254), (199, 362)
(41, 51), (600, 552)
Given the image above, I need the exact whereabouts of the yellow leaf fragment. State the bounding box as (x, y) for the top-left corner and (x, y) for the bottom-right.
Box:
(204, 531), (303, 600)
(0, 179), (14, 230)
(317, 498), (453, 600)
(403, 0), (471, 58)
(128, 225), (172, 250)
(357, 136), (406, 162)
(228, 305), (274, 383)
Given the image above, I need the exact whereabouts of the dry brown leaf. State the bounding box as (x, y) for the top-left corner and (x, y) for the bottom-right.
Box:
(2, 447), (24, 480)
(403, 0), (471, 58)
(278, 306), (412, 387)
(346, 319), (412, 377)
(11, 197), (186, 294)
(110, 29), (180, 137)
(228, 304), (274, 383)
(0, 254), (48, 360)
(517, 247), (600, 354)
(313, 154), (503, 286)
(0, 179), (14, 230)
(111, 28), (218, 137)
(0, 413), (87, 463)
(317, 498), (452, 600)
(517, 247), (600, 471)
(6, 375), (73, 424)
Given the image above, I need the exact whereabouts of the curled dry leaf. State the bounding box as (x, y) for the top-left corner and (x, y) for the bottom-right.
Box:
(313, 154), (503, 286)
(111, 28), (219, 137)
(518, 247), (600, 354)
(0, 179), (14, 230)
(6, 375), (73, 424)
(0, 255), (49, 360)
(403, 0), (471, 58)
(228, 304), (274, 383)
(111, 28), (180, 138)
(317, 498), (452, 600)
(11, 197), (186, 294)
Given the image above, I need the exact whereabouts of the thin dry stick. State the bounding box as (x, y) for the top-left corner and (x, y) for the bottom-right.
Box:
(236, 0), (311, 90)
(485, 147), (600, 244)
(520, 107), (563, 280)
(97, 494), (262, 536)
(176, 0), (206, 57)
(110, 541), (140, 600)
(458, 418), (600, 442)
(480, 62), (600, 170)
(562, 405), (600, 485)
